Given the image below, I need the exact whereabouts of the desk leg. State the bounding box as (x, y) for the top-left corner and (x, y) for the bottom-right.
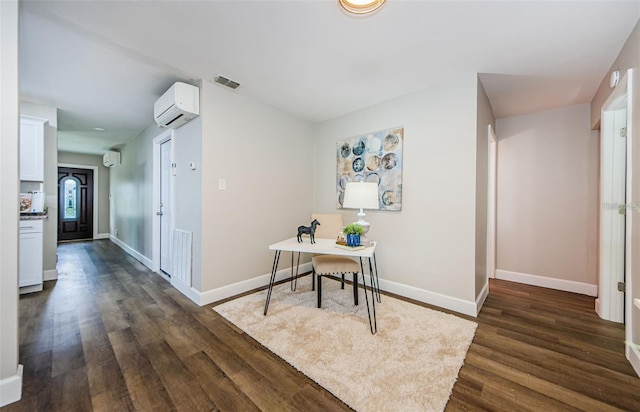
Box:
(290, 252), (301, 291)
(264, 250), (281, 316)
(371, 252), (381, 303)
(359, 258), (377, 334)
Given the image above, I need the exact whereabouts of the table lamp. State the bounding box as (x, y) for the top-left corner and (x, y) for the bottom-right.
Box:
(342, 181), (380, 239)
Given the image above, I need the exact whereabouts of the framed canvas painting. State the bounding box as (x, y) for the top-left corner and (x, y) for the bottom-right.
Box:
(337, 126), (403, 211)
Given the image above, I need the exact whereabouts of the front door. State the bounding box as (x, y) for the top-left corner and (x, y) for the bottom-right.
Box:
(58, 167), (94, 241)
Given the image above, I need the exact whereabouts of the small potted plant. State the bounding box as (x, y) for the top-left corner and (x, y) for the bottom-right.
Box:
(343, 223), (364, 247)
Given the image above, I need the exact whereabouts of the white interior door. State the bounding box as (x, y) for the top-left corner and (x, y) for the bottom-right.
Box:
(160, 139), (173, 275)
(599, 106), (627, 323)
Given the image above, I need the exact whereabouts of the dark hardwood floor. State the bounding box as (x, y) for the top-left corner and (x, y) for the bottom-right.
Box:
(2, 240), (640, 411)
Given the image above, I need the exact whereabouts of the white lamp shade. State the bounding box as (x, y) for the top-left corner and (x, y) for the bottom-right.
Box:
(343, 182), (380, 210)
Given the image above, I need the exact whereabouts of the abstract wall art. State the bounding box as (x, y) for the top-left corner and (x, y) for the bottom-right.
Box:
(336, 126), (403, 211)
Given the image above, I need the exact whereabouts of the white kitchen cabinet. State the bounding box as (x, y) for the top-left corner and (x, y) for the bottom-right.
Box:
(19, 220), (43, 290)
(19, 116), (47, 182)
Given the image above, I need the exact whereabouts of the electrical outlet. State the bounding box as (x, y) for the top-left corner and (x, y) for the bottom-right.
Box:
(115, 229), (119, 237)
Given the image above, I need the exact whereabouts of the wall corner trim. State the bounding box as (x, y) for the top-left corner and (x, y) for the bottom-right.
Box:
(475, 282), (489, 316)
(496, 269), (598, 297)
(0, 364), (23, 407)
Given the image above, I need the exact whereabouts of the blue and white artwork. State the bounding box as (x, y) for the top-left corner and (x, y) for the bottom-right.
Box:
(336, 127), (403, 211)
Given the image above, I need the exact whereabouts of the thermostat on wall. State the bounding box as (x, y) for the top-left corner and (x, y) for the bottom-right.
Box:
(610, 70), (620, 88)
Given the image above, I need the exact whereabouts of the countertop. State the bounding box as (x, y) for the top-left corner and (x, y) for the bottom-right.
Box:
(20, 212), (48, 220)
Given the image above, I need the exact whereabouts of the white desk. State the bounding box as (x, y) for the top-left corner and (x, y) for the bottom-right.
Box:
(265, 237), (380, 334)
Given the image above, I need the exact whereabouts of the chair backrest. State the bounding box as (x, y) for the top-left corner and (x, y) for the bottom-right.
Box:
(311, 213), (344, 240)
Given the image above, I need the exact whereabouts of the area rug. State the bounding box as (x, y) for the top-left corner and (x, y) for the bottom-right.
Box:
(213, 278), (477, 412)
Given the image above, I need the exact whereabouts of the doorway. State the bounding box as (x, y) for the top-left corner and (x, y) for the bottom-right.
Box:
(58, 167), (94, 241)
(598, 71), (630, 324)
(487, 124), (497, 279)
(152, 129), (174, 276)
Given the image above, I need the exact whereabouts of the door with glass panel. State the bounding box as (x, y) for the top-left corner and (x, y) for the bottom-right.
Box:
(58, 167), (94, 241)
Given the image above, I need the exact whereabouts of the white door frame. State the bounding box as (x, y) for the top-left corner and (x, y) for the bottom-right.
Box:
(598, 70), (632, 325)
(152, 129), (174, 274)
(57, 163), (100, 239)
(487, 124), (497, 279)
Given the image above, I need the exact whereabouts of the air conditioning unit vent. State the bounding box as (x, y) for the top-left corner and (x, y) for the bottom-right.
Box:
(103, 151), (120, 167)
(154, 82), (200, 129)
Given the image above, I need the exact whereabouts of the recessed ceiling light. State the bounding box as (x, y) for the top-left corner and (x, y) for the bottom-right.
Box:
(93, 127), (106, 131)
(339, 0), (386, 14)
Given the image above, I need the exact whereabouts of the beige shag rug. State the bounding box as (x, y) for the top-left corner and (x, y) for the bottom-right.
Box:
(213, 277), (477, 412)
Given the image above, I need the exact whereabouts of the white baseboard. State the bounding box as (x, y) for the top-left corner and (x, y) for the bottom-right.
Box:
(191, 262), (313, 306)
(627, 344), (640, 378)
(475, 282), (489, 316)
(495, 269), (598, 297)
(109, 235), (153, 270)
(0, 364), (22, 407)
(377, 277), (478, 317)
(43, 269), (57, 281)
(94, 233), (110, 240)
(19, 284), (43, 295)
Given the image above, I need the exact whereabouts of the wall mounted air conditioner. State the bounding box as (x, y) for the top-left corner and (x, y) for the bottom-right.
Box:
(154, 82), (200, 129)
(103, 151), (120, 167)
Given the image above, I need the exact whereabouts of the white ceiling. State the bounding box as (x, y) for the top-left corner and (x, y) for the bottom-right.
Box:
(19, 1), (640, 155)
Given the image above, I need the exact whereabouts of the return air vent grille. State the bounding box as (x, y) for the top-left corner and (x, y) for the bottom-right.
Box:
(214, 75), (240, 89)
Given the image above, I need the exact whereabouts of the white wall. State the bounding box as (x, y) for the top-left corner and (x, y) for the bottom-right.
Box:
(313, 73), (481, 314)
(20, 102), (58, 274)
(199, 80), (315, 294)
(475, 78), (495, 298)
(0, 0), (21, 406)
(496, 104), (598, 293)
(58, 151), (110, 235)
(109, 124), (158, 263)
(590, 17), (640, 366)
(591, 19), (640, 129)
(172, 114), (203, 289)
(108, 78), (314, 302)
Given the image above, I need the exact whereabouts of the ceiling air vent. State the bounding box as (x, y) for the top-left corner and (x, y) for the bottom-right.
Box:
(214, 75), (240, 89)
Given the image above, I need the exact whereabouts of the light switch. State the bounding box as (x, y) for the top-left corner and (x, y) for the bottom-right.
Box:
(218, 178), (226, 190)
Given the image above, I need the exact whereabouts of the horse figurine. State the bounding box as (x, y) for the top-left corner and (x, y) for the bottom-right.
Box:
(297, 219), (320, 244)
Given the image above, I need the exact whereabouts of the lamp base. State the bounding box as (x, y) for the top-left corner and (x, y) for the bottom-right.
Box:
(353, 210), (372, 242)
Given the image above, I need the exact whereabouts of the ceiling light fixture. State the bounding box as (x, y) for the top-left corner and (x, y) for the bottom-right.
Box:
(339, 0), (386, 14)
(93, 127), (106, 131)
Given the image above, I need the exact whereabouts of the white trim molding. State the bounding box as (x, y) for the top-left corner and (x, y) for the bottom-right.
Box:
(0, 364), (22, 407)
(627, 344), (640, 378)
(188, 263), (313, 306)
(109, 236), (153, 270)
(377, 277), (479, 317)
(43, 269), (58, 281)
(194, 268), (483, 317)
(94, 233), (110, 240)
(496, 269), (598, 297)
